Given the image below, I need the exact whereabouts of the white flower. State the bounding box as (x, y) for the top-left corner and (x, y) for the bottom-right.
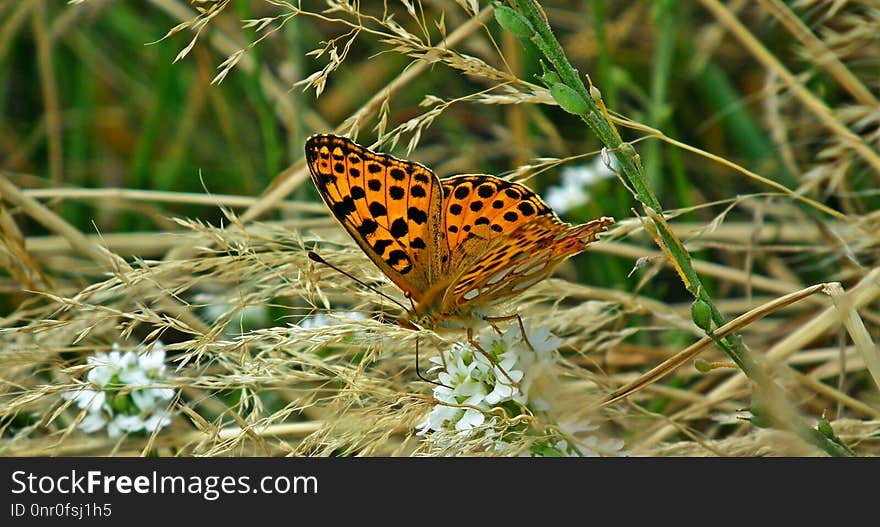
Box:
(78, 412), (108, 433)
(561, 154), (617, 187)
(63, 387), (106, 412)
(417, 324), (628, 456)
(454, 408), (486, 431)
(63, 341), (175, 437)
(484, 372), (521, 405)
(107, 414), (147, 438)
(130, 387), (175, 412)
(416, 324), (560, 437)
(142, 409), (173, 433)
(544, 154), (617, 214)
(119, 365), (150, 386)
(545, 184), (591, 215)
(137, 343), (167, 371)
(415, 404), (458, 435)
(479, 324), (559, 408)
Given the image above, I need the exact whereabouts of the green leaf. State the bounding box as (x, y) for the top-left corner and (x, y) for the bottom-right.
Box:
(494, 5), (534, 38)
(550, 83), (589, 115)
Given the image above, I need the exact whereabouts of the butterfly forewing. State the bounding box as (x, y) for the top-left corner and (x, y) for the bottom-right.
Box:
(305, 135), (445, 302)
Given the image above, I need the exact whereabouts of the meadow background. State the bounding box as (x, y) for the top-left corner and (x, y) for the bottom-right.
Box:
(1, 0), (878, 456)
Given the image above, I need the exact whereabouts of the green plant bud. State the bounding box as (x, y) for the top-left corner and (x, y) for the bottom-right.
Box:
(494, 6), (534, 38)
(748, 403), (771, 428)
(693, 358), (712, 373)
(111, 393), (130, 413)
(691, 298), (713, 332)
(817, 418), (834, 438)
(538, 60), (561, 86)
(550, 83), (589, 115)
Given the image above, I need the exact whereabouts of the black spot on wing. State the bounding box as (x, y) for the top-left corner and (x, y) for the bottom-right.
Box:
(518, 202), (536, 216)
(386, 249), (412, 274)
(408, 207), (428, 224)
(319, 173), (336, 186)
(390, 218), (408, 238)
(332, 196), (356, 218)
(357, 218), (379, 236)
(373, 239), (393, 254)
(368, 201), (387, 217)
(390, 168), (406, 181)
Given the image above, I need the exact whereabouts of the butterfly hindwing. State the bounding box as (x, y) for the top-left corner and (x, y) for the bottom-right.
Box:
(443, 210), (613, 311)
(440, 175), (551, 259)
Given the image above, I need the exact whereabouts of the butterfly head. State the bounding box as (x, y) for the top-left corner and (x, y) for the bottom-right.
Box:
(400, 300), (485, 332)
(399, 301), (441, 330)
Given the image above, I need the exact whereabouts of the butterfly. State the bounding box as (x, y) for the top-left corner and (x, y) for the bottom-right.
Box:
(305, 134), (613, 329)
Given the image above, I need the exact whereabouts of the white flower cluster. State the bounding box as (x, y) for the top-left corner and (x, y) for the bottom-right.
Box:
(417, 325), (629, 457)
(63, 342), (175, 438)
(545, 153), (617, 214)
(416, 325), (558, 435)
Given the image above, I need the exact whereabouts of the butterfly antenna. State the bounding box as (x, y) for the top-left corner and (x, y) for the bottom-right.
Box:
(415, 337), (446, 387)
(308, 251), (409, 312)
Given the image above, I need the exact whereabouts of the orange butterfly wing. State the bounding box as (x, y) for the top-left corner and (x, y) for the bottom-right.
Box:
(305, 135), (445, 303)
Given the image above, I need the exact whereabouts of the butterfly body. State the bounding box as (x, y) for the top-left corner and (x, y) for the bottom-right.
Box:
(305, 134), (613, 327)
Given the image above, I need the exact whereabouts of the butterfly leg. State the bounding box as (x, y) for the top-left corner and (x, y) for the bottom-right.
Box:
(466, 327), (517, 385)
(483, 313), (536, 353)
